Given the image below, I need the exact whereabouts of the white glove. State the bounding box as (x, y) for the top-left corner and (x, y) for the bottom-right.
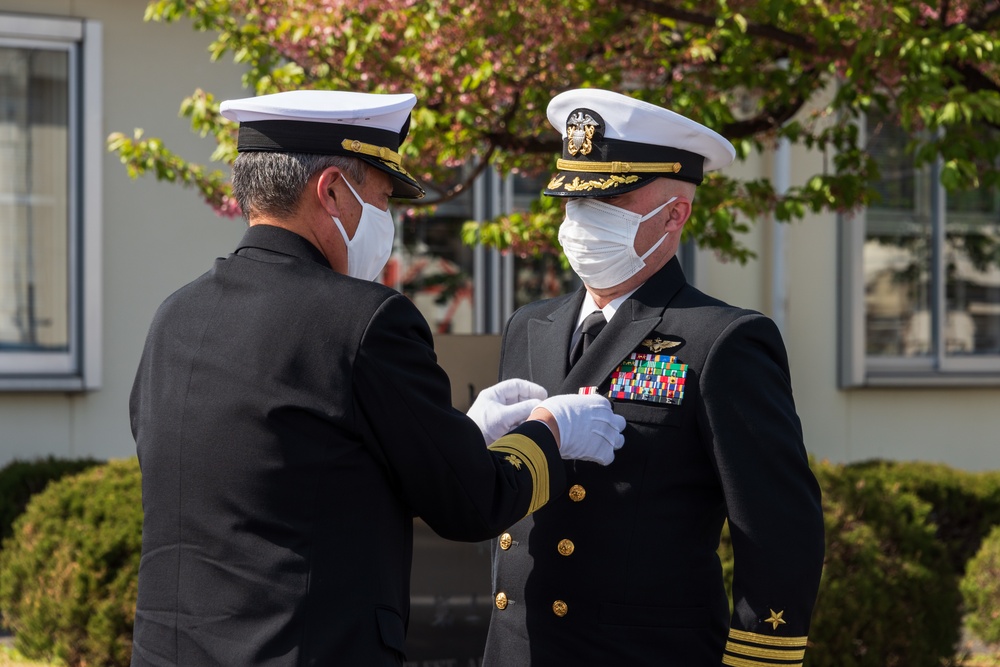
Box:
(535, 394), (626, 466)
(467, 378), (548, 446)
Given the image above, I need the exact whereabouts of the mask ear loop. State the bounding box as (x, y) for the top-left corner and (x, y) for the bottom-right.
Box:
(331, 175), (365, 244)
(637, 196), (677, 262)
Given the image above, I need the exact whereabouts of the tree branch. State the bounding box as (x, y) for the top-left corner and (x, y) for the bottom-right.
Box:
(619, 0), (817, 54)
(417, 147), (497, 207)
(965, 3), (1000, 30)
(953, 63), (1000, 94)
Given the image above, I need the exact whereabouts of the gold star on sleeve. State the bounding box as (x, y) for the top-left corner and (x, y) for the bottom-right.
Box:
(764, 609), (786, 630)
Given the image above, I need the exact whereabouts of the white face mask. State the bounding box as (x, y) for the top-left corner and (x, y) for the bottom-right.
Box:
(558, 196), (677, 289)
(332, 176), (395, 282)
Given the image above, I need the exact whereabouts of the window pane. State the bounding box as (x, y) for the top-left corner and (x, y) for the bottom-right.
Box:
(865, 114), (934, 357)
(945, 203), (1000, 356)
(510, 173), (578, 308)
(394, 187), (476, 335)
(0, 46), (69, 353)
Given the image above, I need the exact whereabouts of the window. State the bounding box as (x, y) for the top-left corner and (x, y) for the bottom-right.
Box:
(0, 14), (101, 390)
(392, 168), (577, 335)
(840, 113), (1000, 386)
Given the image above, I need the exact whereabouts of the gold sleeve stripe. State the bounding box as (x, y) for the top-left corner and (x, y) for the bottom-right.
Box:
(341, 138), (402, 167)
(489, 434), (549, 515)
(556, 158), (682, 174)
(725, 641), (805, 661)
(723, 655), (801, 667)
(728, 628), (809, 647)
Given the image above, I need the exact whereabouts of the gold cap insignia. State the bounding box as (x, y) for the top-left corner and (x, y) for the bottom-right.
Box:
(566, 111), (599, 156)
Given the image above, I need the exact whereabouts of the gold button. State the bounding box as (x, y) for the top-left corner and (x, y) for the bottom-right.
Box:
(552, 600), (568, 617)
(495, 592), (508, 610)
(499, 533), (513, 550)
(557, 539), (575, 556)
(350, 140), (362, 152)
(568, 484), (586, 502)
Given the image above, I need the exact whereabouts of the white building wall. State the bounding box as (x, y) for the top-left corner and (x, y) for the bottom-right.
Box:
(0, 1), (996, 472)
(0, 0), (246, 462)
(697, 127), (1000, 472)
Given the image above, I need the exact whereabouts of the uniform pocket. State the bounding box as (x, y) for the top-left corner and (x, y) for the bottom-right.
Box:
(612, 400), (681, 426)
(375, 606), (406, 654)
(599, 601), (710, 628)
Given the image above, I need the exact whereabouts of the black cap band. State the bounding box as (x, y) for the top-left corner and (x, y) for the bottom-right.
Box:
(562, 137), (705, 184)
(237, 120), (402, 155)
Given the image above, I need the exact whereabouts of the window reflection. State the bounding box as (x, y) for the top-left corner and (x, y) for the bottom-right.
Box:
(864, 113), (1000, 358)
(392, 190), (476, 334)
(0, 46), (70, 353)
(509, 173), (578, 309)
(391, 171), (578, 333)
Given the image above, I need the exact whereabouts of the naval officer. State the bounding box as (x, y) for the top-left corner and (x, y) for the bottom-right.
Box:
(483, 88), (825, 666)
(129, 89), (626, 667)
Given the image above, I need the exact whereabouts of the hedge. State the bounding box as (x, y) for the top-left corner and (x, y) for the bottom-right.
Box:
(0, 456), (101, 543)
(961, 524), (1000, 646)
(718, 458), (1000, 667)
(0, 456), (998, 667)
(0, 458), (142, 667)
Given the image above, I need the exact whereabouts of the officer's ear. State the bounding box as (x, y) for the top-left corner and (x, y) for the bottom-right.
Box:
(665, 197), (692, 232)
(316, 167), (345, 218)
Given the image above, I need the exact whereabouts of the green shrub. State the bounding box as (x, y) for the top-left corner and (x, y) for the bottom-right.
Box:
(807, 459), (963, 667)
(841, 460), (1000, 574)
(0, 456), (101, 543)
(0, 458), (142, 667)
(0, 454), (992, 667)
(718, 459), (970, 667)
(962, 524), (1000, 646)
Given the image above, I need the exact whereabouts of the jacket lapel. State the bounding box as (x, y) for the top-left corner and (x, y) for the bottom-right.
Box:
(527, 291), (584, 394)
(558, 259), (688, 395)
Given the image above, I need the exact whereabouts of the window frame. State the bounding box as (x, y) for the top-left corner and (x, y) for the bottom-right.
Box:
(839, 115), (1000, 387)
(0, 14), (102, 391)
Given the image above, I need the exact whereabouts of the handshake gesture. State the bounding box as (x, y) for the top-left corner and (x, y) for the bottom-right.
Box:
(467, 379), (626, 465)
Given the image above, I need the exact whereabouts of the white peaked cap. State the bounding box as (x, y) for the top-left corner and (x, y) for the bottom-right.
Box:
(220, 90), (424, 199)
(544, 88), (735, 197)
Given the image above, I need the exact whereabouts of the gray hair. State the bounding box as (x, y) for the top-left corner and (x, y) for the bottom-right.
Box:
(231, 152), (368, 220)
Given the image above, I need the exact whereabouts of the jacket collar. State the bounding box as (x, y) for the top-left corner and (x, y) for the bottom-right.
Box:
(526, 258), (688, 394)
(234, 224), (332, 270)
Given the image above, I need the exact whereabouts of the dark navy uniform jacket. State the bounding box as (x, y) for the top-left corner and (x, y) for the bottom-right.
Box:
(130, 224), (564, 667)
(483, 258), (824, 667)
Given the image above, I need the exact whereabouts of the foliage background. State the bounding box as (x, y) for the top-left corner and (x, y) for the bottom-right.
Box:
(111, 0), (1000, 264)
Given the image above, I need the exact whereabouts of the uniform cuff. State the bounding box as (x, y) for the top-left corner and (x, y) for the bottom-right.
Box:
(723, 628), (808, 667)
(489, 420), (566, 515)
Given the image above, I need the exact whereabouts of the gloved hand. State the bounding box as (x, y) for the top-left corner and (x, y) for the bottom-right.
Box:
(467, 378), (548, 446)
(533, 394), (626, 465)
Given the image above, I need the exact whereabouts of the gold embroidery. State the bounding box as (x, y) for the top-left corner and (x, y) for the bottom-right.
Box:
(727, 628), (807, 647)
(764, 609), (787, 630)
(505, 454), (523, 470)
(341, 138), (401, 166)
(340, 138), (413, 177)
(723, 655), (801, 667)
(489, 434), (550, 515)
(556, 158), (682, 174)
(725, 640), (805, 661)
(562, 175), (641, 192)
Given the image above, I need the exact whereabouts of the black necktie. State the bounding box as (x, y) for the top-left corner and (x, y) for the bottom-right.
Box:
(570, 310), (607, 366)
